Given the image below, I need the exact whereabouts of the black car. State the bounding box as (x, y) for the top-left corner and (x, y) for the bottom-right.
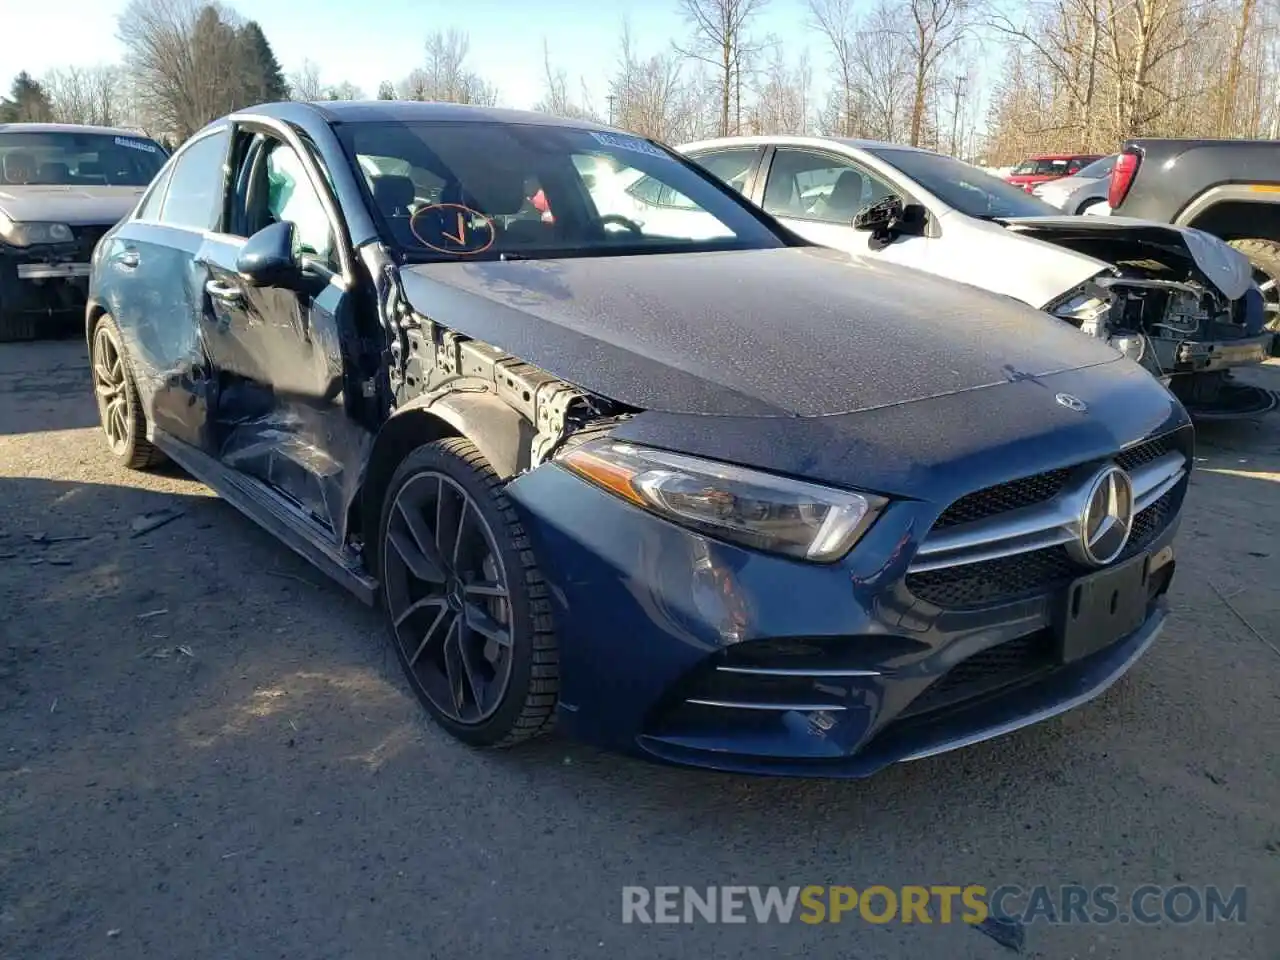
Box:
(86, 102), (1191, 777)
(0, 123), (167, 341)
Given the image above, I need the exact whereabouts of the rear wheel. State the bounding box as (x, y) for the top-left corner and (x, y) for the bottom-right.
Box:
(1227, 238), (1280, 353)
(90, 314), (165, 469)
(378, 437), (559, 747)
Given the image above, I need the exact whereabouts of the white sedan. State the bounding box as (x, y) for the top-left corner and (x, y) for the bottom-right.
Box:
(677, 136), (1270, 392)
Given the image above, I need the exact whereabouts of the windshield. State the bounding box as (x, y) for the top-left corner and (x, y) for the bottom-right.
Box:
(1074, 155), (1117, 179)
(338, 121), (785, 261)
(870, 148), (1059, 219)
(0, 131), (166, 186)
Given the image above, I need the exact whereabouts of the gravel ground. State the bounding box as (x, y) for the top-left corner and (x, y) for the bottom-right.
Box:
(1, 340), (1277, 960)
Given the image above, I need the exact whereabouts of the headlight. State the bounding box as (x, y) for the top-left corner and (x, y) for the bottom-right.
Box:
(0, 214), (74, 247)
(1052, 290), (1113, 327)
(555, 439), (886, 562)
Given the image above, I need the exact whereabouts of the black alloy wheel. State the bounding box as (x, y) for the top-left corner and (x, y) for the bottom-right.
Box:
(379, 437), (558, 746)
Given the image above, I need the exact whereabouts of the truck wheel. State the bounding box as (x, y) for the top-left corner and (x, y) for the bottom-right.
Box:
(90, 314), (166, 470)
(377, 437), (559, 747)
(0, 310), (37, 343)
(1228, 238), (1280, 351)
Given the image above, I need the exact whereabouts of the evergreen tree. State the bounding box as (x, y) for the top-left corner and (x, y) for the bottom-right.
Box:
(0, 72), (54, 122)
(377, 81), (396, 100)
(236, 21), (289, 104)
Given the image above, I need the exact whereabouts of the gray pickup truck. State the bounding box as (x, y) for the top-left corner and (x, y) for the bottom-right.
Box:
(0, 123), (167, 341)
(1108, 137), (1280, 359)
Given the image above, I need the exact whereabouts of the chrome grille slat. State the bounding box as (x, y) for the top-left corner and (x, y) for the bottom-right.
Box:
(910, 451), (1185, 574)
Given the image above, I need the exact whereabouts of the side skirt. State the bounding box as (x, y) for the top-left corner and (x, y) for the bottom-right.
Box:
(152, 429), (378, 605)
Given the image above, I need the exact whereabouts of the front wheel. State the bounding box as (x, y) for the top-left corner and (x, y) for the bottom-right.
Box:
(378, 437), (559, 747)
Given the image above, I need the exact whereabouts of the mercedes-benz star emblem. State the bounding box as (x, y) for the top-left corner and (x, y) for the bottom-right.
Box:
(1055, 393), (1088, 413)
(1068, 465), (1135, 567)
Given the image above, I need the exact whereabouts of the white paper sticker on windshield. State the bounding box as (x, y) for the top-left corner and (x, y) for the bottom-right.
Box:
(114, 136), (158, 154)
(588, 132), (665, 159)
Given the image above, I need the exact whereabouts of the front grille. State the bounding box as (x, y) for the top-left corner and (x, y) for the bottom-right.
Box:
(899, 632), (1055, 720)
(908, 486), (1179, 608)
(933, 435), (1174, 530)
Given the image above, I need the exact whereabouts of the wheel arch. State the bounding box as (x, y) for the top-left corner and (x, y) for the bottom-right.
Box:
(1177, 188), (1280, 242)
(356, 392), (534, 569)
(85, 298), (108, 345)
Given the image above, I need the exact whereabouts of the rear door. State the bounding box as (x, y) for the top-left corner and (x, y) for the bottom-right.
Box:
(193, 119), (367, 535)
(95, 125), (230, 451)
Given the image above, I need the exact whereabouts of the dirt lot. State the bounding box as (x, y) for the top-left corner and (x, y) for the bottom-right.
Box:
(1, 340), (1277, 960)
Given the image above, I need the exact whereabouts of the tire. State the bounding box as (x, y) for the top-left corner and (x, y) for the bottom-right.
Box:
(1227, 238), (1280, 351)
(378, 437), (559, 747)
(90, 314), (165, 470)
(1075, 198), (1105, 216)
(0, 310), (37, 343)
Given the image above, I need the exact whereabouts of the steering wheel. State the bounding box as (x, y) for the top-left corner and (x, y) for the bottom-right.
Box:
(600, 213), (644, 235)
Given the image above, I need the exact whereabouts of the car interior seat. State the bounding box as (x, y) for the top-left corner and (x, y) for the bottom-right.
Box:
(36, 162), (70, 184)
(812, 170), (867, 222)
(2, 151), (38, 184)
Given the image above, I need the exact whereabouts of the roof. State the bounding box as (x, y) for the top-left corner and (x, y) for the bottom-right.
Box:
(678, 133), (933, 155)
(0, 122), (159, 139)
(251, 99), (620, 133)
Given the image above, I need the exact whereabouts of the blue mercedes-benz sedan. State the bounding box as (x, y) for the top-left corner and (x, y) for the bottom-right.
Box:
(86, 101), (1191, 777)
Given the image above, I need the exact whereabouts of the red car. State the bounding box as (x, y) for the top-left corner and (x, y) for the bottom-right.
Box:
(1005, 154), (1103, 193)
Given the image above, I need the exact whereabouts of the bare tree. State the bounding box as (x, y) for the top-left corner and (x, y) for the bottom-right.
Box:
(810, 0), (859, 134)
(289, 58), (325, 101)
(901, 0), (969, 146)
(117, 0), (261, 138)
(611, 21), (703, 141)
(396, 29), (498, 105)
(535, 40), (600, 120)
(325, 80), (364, 101)
(673, 0), (771, 136)
(42, 66), (126, 126)
(749, 46), (812, 134)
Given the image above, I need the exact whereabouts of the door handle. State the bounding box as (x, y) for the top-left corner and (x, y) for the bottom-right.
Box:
(118, 249), (140, 269)
(205, 279), (242, 303)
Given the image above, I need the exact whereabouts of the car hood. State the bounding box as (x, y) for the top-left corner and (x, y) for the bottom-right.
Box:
(1000, 215), (1254, 300)
(0, 185), (144, 226)
(398, 246), (1125, 419)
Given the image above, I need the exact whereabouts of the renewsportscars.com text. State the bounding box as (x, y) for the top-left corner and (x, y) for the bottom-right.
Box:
(621, 884), (1247, 925)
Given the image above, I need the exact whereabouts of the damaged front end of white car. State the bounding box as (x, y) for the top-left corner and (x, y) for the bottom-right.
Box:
(1012, 216), (1277, 419)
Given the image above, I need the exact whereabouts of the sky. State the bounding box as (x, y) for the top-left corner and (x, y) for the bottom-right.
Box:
(0, 0), (822, 114)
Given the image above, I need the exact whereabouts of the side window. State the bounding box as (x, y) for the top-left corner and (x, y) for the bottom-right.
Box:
(134, 164), (174, 221)
(262, 141), (336, 270)
(158, 128), (229, 231)
(762, 148), (896, 224)
(692, 148), (758, 195)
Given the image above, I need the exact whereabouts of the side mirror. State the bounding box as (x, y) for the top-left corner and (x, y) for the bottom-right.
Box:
(853, 197), (927, 238)
(236, 221), (300, 288)
(853, 195), (904, 232)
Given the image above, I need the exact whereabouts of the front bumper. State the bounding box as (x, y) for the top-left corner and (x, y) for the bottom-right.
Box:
(1, 227), (108, 320)
(1160, 332), (1273, 373)
(507, 455), (1182, 779)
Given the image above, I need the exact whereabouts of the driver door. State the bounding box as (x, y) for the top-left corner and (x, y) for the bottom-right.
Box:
(757, 147), (935, 272)
(193, 122), (368, 536)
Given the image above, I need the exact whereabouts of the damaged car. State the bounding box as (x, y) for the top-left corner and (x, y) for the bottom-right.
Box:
(680, 135), (1274, 418)
(88, 102), (1193, 777)
(0, 123), (167, 341)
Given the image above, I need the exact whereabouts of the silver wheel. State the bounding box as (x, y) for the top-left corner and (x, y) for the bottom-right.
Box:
(93, 323), (132, 455)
